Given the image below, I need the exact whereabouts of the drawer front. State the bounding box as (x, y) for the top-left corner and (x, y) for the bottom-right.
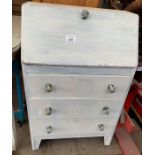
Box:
(26, 74), (132, 98)
(30, 118), (117, 138)
(28, 99), (124, 119)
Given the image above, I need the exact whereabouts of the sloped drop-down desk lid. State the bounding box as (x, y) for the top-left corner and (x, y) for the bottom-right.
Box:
(21, 2), (139, 67)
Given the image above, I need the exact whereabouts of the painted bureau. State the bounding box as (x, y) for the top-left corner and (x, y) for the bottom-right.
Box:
(21, 2), (139, 150)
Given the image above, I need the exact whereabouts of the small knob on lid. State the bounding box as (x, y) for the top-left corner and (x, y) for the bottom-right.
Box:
(81, 10), (89, 19)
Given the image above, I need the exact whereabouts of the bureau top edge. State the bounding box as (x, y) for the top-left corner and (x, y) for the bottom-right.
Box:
(21, 58), (138, 68)
(22, 64), (136, 76)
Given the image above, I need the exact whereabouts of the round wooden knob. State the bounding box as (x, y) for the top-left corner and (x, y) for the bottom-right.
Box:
(98, 124), (104, 131)
(81, 10), (89, 19)
(45, 83), (53, 92)
(46, 126), (53, 134)
(108, 84), (116, 93)
(103, 106), (110, 115)
(45, 107), (52, 115)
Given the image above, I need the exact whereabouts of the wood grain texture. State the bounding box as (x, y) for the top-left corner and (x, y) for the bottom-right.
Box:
(13, 0), (28, 5)
(12, 0), (29, 15)
(32, 0), (102, 8)
(22, 2), (139, 67)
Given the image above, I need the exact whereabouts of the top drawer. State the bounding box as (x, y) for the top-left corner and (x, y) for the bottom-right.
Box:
(25, 74), (132, 99)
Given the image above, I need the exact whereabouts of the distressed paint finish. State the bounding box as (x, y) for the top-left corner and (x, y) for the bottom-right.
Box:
(25, 74), (133, 98)
(28, 98), (124, 119)
(22, 2), (139, 67)
(21, 2), (138, 150)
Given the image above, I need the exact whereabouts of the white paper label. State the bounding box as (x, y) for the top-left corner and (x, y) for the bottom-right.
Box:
(65, 34), (76, 43)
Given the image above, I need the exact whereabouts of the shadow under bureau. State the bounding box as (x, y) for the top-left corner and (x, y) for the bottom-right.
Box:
(21, 2), (139, 150)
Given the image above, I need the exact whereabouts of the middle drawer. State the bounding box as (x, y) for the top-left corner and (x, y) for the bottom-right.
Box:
(28, 98), (124, 119)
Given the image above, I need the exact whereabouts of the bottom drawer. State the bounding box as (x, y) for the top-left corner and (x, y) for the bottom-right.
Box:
(30, 118), (118, 139)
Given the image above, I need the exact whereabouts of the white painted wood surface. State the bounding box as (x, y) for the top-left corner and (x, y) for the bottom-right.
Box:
(30, 118), (116, 137)
(24, 64), (136, 75)
(25, 74), (132, 98)
(22, 2), (139, 67)
(29, 117), (116, 149)
(28, 98), (124, 119)
(21, 2), (139, 150)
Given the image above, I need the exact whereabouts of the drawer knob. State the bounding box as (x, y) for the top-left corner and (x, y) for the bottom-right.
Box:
(103, 106), (110, 115)
(46, 126), (53, 134)
(81, 10), (89, 19)
(45, 107), (52, 115)
(45, 83), (53, 92)
(98, 124), (104, 131)
(108, 84), (116, 93)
